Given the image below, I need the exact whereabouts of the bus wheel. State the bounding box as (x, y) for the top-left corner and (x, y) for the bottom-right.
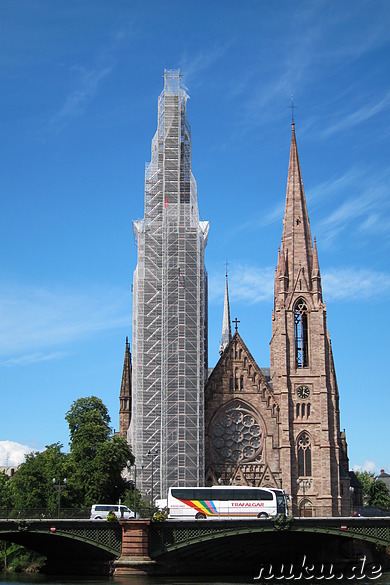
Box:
(257, 512), (268, 519)
(195, 513), (206, 520)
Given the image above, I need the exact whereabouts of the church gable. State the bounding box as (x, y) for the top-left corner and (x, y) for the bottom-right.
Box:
(205, 331), (281, 488)
(290, 266), (312, 302)
(206, 332), (276, 404)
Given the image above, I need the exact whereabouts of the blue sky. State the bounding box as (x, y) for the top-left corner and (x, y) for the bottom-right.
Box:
(1, 1), (389, 476)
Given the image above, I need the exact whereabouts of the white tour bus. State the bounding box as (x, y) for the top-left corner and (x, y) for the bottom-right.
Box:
(167, 486), (288, 520)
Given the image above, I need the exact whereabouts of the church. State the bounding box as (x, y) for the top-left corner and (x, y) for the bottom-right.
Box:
(204, 122), (352, 517)
(118, 71), (355, 517)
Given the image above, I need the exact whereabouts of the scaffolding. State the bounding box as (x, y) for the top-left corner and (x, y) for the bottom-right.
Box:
(129, 70), (209, 500)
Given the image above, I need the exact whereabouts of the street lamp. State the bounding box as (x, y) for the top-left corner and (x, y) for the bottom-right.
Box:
(297, 478), (312, 517)
(147, 449), (158, 504)
(349, 486), (355, 515)
(52, 478), (67, 518)
(127, 460), (137, 519)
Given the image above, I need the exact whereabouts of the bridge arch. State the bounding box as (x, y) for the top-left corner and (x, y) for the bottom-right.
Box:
(150, 517), (390, 574)
(0, 519), (122, 566)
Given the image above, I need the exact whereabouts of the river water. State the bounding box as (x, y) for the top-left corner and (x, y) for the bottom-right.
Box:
(1, 572), (389, 584)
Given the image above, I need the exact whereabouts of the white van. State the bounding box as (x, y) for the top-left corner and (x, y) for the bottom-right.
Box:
(90, 504), (135, 520)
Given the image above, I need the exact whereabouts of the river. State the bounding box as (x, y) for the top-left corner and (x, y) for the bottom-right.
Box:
(1, 572), (390, 584)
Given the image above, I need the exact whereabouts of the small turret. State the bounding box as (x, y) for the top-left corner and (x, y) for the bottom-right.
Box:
(311, 237), (323, 304)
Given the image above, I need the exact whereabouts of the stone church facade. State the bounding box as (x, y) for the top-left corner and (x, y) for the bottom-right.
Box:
(205, 331), (282, 490)
(120, 121), (353, 517)
(204, 123), (351, 517)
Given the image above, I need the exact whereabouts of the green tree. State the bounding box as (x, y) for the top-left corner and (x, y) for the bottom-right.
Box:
(66, 396), (111, 460)
(66, 396), (134, 507)
(0, 471), (13, 510)
(354, 470), (375, 503)
(10, 443), (69, 511)
(368, 480), (390, 510)
(7, 397), (134, 514)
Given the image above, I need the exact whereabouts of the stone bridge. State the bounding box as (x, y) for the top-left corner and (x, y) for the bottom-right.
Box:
(1, 516), (389, 575)
(146, 516), (390, 575)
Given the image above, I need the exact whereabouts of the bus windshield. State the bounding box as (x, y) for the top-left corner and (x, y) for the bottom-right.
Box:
(167, 486), (289, 520)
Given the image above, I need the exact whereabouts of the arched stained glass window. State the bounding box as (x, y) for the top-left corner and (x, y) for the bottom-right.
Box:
(295, 298), (309, 367)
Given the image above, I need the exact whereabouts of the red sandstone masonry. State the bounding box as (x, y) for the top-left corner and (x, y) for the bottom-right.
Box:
(114, 520), (156, 575)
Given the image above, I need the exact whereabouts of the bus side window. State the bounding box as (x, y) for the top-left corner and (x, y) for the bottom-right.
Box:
(257, 489), (274, 500)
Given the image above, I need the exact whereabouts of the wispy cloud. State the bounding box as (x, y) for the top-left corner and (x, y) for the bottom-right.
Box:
(303, 164), (390, 247)
(317, 184), (390, 246)
(1, 351), (68, 368)
(209, 264), (274, 305)
(0, 441), (35, 467)
(307, 167), (364, 206)
(233, 200), (285, 234)
(352, 461), (378, 474)
(209, 264), (390, 306)
(323, 268), (390, 301)
(231, 8), (326, 128)
(0, 283), (129, 362)
(226, 4), (390, 136)
(49, 64), (113, 131)
(180, 42), (230, 88)
(47, 26), (129, 133)
(321, 91), (390, 138)
(233, 165), (381, 238)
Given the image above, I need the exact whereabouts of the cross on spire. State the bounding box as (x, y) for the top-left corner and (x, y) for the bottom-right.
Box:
(288, 94), (296, 123)
(232, 317), (240, 333)
(225, 259), (230, 277)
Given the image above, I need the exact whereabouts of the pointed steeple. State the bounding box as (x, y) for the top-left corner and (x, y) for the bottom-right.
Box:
(311, 236), (323, 303)
(276, 244), (288, 304)
(312, 237), (320, 276)
(281, 123), (314, 292)
(119, 336), (132, 438)
(220, 272), (232, 355)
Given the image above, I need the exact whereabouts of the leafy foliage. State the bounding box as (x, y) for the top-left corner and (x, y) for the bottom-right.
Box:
(7, 396), (134, 512)
(0, 543), (45, 573)
(354, 470), (375, 502)
(10, 443), (68, 511)
(65, 396), (134, 506)
(66, 396), (111, 460)
(368, 480), (390, 510)
(0, 472), (13, 509)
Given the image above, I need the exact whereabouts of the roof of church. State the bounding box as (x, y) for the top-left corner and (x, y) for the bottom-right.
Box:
(207, 330), (271, 389)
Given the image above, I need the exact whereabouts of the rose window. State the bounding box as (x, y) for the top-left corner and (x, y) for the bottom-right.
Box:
(211, 401), (263, 463)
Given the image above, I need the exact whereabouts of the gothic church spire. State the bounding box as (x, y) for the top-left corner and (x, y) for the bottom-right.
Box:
(119, 336), (132, 438)
(279, 123), (314, 293)
(220, 271), (232, 355)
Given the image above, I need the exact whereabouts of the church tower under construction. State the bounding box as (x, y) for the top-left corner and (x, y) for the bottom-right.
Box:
(129, 70), (209, 500)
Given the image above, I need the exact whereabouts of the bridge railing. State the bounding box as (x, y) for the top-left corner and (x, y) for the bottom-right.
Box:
(0, 508), (90, 520)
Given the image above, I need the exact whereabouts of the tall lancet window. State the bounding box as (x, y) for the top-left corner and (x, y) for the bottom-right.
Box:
(294, 298), (309, 367)
(297, 432), (312, 477)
